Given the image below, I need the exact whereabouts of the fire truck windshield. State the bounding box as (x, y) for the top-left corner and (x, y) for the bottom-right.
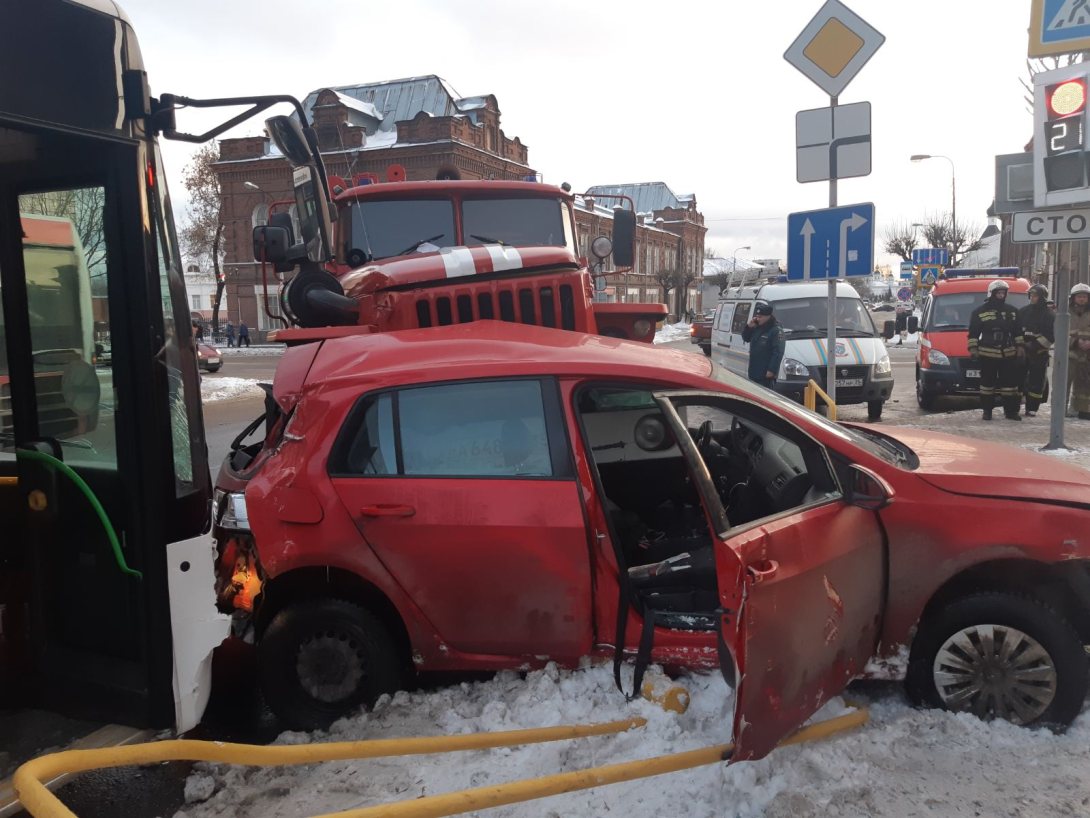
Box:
(340, 195), (573, 264)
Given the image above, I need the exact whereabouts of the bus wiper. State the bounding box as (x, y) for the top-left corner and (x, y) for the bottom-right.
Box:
(397, 233), (445, 256)
(470, 234), (508, 246)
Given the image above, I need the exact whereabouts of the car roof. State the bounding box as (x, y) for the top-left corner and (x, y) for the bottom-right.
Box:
(305, 322), (714, 391)
(932, 277), (1031, 295)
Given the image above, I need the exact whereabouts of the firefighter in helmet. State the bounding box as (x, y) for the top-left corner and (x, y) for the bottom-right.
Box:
(1018, 283), (1055, 417)
(967, 279), (1025, 421)
(1070, 282), (1090, 420)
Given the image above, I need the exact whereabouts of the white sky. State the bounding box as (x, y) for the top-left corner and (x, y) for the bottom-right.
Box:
(122, 0), (1035, 271)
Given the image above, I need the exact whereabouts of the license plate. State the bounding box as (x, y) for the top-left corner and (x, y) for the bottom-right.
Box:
(965, 369), (980, 378)
(835, 378), (863, 387)
(206, 357), (221, 365)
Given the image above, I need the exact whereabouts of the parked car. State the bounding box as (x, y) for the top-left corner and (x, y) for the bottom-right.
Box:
(197, 342), (222, 373)
(214, 321), (1090, 761)
(872, 303), (896, 312)
(689, 310), (714, 355)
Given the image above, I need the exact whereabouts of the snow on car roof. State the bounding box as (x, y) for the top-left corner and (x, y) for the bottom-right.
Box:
(306, 322), (714, 389)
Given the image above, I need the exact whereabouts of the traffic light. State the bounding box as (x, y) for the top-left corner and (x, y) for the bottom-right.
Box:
(1034, 65), (1090, 206)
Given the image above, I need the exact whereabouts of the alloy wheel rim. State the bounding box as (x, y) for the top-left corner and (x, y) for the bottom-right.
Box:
(932, 623), (1057, 724)
(296, 630), (367, 704)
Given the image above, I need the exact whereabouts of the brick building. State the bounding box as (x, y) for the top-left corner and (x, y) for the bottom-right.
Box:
(578, 182), (707, 318)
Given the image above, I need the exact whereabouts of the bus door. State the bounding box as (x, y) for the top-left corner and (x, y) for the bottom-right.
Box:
(0, 122), (211, 732)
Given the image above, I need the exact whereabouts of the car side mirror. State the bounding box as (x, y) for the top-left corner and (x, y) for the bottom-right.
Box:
(845, 464), (893, 511)
(908, 316), (919, 333)
(882, 320), (895, 340)
(612, 208), (636, 268)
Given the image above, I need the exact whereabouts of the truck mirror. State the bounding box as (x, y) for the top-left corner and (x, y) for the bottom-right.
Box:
(253, 224), (291, 264)
(268, 211), (295, 245)
(612, 208), (636, 268)
(882, 319), (895, 340)
(908, 316), (919, 334)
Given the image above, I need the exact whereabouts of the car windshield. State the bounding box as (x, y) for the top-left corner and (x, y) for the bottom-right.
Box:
(773, 297), (877, 338)
(709, 362), (916, 468)
(926, 291), (1030, 330)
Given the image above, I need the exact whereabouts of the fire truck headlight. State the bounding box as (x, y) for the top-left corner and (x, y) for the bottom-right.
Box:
(927, 349), (951, 366)
(633, 319), (652, 338)
(219, 492), (251, 532)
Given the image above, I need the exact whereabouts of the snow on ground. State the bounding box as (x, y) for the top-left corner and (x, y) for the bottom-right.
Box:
(216, 345), (286, 357)
(175, 663), (1090, 818)
(655, 321), (692, 344)
(200, 377), (264, 403)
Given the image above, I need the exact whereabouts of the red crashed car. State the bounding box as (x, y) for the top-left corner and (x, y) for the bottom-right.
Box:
(214, 322), (1090, 760)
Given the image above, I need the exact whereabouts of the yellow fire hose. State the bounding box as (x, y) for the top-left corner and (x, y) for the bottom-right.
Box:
(15, 709), (867, 818)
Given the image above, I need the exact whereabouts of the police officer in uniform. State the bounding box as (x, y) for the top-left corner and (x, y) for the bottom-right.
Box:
(741, 301), (785, 388)
(1018, 283), (1055, 417)
(968, 279), (1025, 421)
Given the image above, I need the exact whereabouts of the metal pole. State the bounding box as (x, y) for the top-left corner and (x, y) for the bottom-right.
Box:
(826, 95), (838, 408)
(949, 160), (956, 266)
(1045, 248), (1070, 450)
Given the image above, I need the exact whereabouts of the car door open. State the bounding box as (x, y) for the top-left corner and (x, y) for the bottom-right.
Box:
(655, 390), (886, 761)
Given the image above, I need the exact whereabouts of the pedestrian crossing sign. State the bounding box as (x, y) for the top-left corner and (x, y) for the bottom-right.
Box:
(1030, 0), (1090, 57)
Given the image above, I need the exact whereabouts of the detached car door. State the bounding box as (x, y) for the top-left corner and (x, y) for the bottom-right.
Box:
(656, 391), (886, 761)
(328, 377), (593, 660)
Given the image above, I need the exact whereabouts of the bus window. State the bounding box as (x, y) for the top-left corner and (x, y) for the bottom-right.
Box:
(4, 190), (115, 467)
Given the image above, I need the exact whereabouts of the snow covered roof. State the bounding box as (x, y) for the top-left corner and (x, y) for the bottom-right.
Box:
(957, 230), (1001, 269)
(301, 75), (490, 136)
(585, 182), (692, 214)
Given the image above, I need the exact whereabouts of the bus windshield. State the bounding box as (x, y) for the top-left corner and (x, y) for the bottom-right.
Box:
(773, 297), (877, 338)
(926, 291), (1029, 330)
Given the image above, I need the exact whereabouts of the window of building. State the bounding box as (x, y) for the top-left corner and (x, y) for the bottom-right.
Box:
(251, 203), (269, 228)
(191, 294), (202, 310)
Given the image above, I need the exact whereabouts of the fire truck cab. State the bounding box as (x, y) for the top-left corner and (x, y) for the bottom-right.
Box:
(914, 270), (1030, 410)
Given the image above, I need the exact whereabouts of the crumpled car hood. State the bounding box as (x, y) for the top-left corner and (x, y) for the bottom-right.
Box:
(876, 426), (1090, 506)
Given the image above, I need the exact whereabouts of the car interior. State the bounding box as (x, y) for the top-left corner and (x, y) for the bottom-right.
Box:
(576, 385), (837, 628)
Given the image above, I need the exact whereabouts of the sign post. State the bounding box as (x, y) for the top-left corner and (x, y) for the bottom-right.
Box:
(785, 0), (884, 407)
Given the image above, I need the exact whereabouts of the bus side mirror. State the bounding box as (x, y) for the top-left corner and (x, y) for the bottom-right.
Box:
(882, 320), (895, 340)
(908, 316), (919, 333)
(612, 208), (636, 268)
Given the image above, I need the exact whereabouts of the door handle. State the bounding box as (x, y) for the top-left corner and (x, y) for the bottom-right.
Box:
(360, 504), (416, 518)
(746, 559), (779, 583)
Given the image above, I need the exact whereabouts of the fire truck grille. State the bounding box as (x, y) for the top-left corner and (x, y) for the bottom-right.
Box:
(416, 284), (577, 331)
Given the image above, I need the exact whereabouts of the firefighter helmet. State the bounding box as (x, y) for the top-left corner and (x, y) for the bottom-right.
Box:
(987, 279), (1010, 296)
(1028, 284), (1049, 299)
(1071, 282), (1090, 297)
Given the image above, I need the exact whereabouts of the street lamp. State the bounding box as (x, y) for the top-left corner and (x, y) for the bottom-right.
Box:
(910, 154), (956, 261)
(726, 245), (751, 292)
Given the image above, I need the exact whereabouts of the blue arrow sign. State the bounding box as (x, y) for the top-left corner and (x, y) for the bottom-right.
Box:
(787, 202), (875, 280)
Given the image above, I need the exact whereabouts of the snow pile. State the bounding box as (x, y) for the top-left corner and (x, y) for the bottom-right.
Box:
(655, 321), (692, 344)
(217, 346), (286, 357)
(200, 377), (264, 403)
(174, 663), (1090, 818)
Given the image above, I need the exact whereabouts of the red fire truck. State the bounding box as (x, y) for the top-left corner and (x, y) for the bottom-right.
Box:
(258, 174), (668, 345)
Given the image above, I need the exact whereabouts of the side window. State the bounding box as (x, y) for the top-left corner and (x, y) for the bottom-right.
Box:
(713, 304), (730, 331)
(731, 302), (752, 334)
(336, 380), (560, 479)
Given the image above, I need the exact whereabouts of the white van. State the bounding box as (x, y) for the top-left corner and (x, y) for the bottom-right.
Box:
(710, 281), (894, 420)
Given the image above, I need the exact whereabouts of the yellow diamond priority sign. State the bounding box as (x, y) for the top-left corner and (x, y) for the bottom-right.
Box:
(785, 0), (885, 97)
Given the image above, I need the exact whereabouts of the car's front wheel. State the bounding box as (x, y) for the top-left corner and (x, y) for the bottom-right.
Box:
(866, 399), (883, 421)
(259, 599), (403, 730)
(906, 592), (1087, 727)
(916, 377), (937, 411)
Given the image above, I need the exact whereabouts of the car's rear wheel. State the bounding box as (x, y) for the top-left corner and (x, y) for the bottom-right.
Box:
(906, 592), (1087, 727)
(259, 599), (402, 730)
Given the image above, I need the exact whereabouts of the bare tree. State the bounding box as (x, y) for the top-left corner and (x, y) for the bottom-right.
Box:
(21, 188), (107, 292)
(180, 142), (226, 332)
(655, 269), (681, 315)
(882, 221), (919, 263)
(920, 212), (985, 267)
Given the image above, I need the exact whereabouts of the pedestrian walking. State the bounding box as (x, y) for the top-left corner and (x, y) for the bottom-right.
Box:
(967, 279), (1025, 421)
(225, 321), (235, 348)
(741, 302), (785, 389)
(238, 321), (251, 348)
(191, 319), (204, 342)
(1018, 284), (1055, 417)
(894, 302), (910, 345)
(1069, 282), (1090, 420)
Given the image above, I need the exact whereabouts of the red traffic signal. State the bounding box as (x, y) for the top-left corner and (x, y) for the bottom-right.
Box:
(1047, 78), (1087, 120)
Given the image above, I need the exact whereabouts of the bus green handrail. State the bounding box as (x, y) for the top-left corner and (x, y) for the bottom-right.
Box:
(15, 448), (142, 580)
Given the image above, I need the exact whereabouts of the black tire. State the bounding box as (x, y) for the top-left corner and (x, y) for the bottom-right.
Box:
(867, 399), (883, 421)
(916, 378), (937, 411)
(906, 592), (1087, 728)
(700, 342), (711, 357)
(259, 599), (403, 730)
